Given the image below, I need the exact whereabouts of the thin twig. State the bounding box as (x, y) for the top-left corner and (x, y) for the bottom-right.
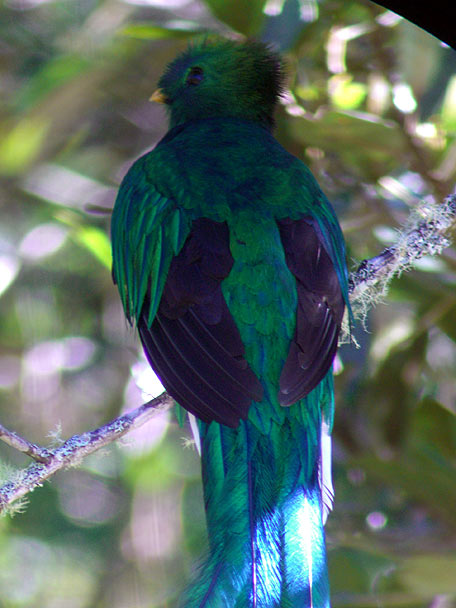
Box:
(0, 392), (173, 515)
(0, 424), (52, 464)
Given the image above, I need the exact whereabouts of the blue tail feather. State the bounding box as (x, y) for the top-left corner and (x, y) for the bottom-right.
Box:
(182, 413), (329, 608)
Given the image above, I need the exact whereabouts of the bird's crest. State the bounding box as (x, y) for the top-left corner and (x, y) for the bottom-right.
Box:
(156, 35), (286, 128)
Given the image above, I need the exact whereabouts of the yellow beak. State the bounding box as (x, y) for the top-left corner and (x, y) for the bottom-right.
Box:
(150, 88), (168, 104)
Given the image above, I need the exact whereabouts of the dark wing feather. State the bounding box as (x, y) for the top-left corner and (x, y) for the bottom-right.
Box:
(138, 218), (263, 427)
(277, 217), (345, 405)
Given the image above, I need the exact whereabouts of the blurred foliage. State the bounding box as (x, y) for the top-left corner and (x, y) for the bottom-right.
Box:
(0, 0), (455, 607)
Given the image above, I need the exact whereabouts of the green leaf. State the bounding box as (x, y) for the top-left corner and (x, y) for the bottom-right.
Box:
(15, 55), (92, 111)
(120, 24), (198, 40)
(441, 75), (456, 133)
(288, 110), (406, 179)
(437, 301), (456, 342)
(73, 226), (112, 269)
(0, 118), (49, 175)
(181, 480), (206, 555)
(330, 75), (368, 110)
(399, 555), (456, 596)
(329, 547), (384, 593)
(204, 0), (267, 35)
(354, 444), (456, 529)
(411, 398), (456, 467)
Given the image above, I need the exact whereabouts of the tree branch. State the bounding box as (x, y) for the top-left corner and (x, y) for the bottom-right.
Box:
(0, 424), (52, 464)
(1, 195), (454, 514)
(347, 194), (456, 321)
(0, 393), (173, 515)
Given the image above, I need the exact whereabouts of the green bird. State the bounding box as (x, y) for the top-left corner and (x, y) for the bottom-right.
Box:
(111, 36), (350, 608)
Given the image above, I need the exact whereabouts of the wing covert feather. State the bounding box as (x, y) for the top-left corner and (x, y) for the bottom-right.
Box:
(277, 217), (345, 405)
(111, 158), (188, 325)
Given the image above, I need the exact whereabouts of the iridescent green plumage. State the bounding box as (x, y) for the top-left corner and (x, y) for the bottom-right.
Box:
(112, 36), (349, 607)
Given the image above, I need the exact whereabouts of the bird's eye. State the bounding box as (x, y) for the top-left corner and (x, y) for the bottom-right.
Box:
(186, 66), (204, 86)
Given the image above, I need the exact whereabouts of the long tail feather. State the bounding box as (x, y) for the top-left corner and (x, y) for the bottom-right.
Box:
(182, 406), (330, 608)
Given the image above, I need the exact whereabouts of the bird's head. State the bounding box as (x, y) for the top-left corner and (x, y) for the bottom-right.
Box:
(152, 36), (285, 130)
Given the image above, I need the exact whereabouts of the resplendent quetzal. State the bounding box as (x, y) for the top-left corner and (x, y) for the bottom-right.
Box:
(111, 36), (350, 608)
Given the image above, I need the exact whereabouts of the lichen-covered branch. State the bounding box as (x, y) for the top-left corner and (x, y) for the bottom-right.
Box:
(347, 194), (456, 322)
(0, 393), (173, 515)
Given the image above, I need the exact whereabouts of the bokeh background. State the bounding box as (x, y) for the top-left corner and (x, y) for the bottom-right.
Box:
(1, 0), (456, 606)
